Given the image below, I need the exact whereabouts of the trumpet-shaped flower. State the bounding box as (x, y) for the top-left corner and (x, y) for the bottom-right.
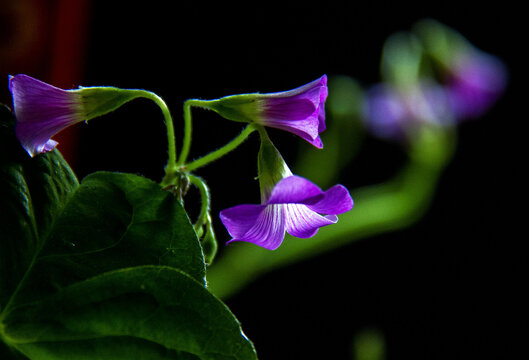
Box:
(206, 75), (328, 148)
(220, 175), (353, 250)
(9, 75), (85, 157)
(9, 74), (141, 157)
(219, 130), (353, 250)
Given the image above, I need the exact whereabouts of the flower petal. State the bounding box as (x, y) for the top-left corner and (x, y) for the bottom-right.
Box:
(266, 117), (323, 148)
(264, 75), (327, 100)
(219, 204), (266, 239)
(40, 139), (59, 153)
(261, 97), (317, 121)
(9, 74), (83, 157)
(363, 84), (407, 140)
(267, 176), (324, 205)
(318, 83), (328, 133)
(448, 52), (507, 119)
(284, 204), (337, 238)
(304, 184), (354, 215)
(220, 204), (286, 250)
(258, 75), (327, 148)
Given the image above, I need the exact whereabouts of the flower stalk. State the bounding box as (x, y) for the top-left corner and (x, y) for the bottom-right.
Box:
(188, 174), (210, 232)
(184, 124), (256, 172)
(201, 214), (218, 265)
(131, 90), (178, 185)
(178, 99), (214, 166)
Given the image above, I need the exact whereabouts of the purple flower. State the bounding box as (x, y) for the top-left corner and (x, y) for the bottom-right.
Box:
(257, 75), (328, 148)
(413, 19), (507, 120)
(363, 81), (452, 141)
(207, 75), (328, 148)
(9, 74), (143, 157)
(446, 51), (507, 119)
(9, 74), (85, 157)
(220, 175), (353, 250)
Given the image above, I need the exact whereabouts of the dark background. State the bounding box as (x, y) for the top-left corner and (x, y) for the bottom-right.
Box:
(1, 1), (526, 359)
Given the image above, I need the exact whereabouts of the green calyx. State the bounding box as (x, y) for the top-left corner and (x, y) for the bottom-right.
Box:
(257, 128), (292, 202)
(204, 94), (262, 124)
(77, 87), (143, 121)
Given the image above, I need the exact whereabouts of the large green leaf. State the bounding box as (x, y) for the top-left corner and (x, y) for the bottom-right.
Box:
(2, 266), (256, 360)
(5, 171), (207, 308)
(0, 105), (79, 310)
(0, 106), (256, 359)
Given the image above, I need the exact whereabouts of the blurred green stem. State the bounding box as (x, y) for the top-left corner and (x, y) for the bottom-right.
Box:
(206, 127), (456, 299)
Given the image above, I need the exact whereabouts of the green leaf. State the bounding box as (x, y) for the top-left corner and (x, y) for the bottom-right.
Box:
(5, 171), (207, 309)
(0, 105), (79, 310)
(3, 266), (256, 360)
(0, 106), (256, 359)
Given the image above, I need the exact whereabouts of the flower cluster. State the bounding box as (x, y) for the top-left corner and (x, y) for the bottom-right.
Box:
(200, 75), (353, 250)
(362, 19), (507, 142)
(6, 20), (505, 256)
(8, 73), (353, 252)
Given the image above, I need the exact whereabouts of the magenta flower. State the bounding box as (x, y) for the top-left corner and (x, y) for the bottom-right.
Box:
(220, 175), (353, 250)
(9, 74), (85, 157)
(206, 75), (328, 148)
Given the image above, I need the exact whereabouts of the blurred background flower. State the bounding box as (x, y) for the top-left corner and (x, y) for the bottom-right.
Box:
(0, 1), (524, 360)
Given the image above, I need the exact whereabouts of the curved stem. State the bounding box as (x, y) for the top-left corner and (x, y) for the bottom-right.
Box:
(178, 99), (217, 167)
(202, 214), (218, 265)
(185, 125), (256, 172)
(188, 174), (210, 232)
(132, 90), (178, 183)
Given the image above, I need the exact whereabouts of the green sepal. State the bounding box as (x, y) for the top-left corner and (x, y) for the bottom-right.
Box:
(77, 87), (144, 121)
(203, 94), (262, 124)
(257, 129), (291, 201)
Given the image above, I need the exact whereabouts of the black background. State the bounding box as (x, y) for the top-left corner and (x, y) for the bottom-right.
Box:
(1, 1), (526, 359)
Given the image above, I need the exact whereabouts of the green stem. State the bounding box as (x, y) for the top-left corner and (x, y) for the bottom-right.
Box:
(202, 214), (218, 265)
(132, 90), (177, 184)
(185, 125), (256, 172)
(178, 99), (217, 167)
(188, 174), (210, 232)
